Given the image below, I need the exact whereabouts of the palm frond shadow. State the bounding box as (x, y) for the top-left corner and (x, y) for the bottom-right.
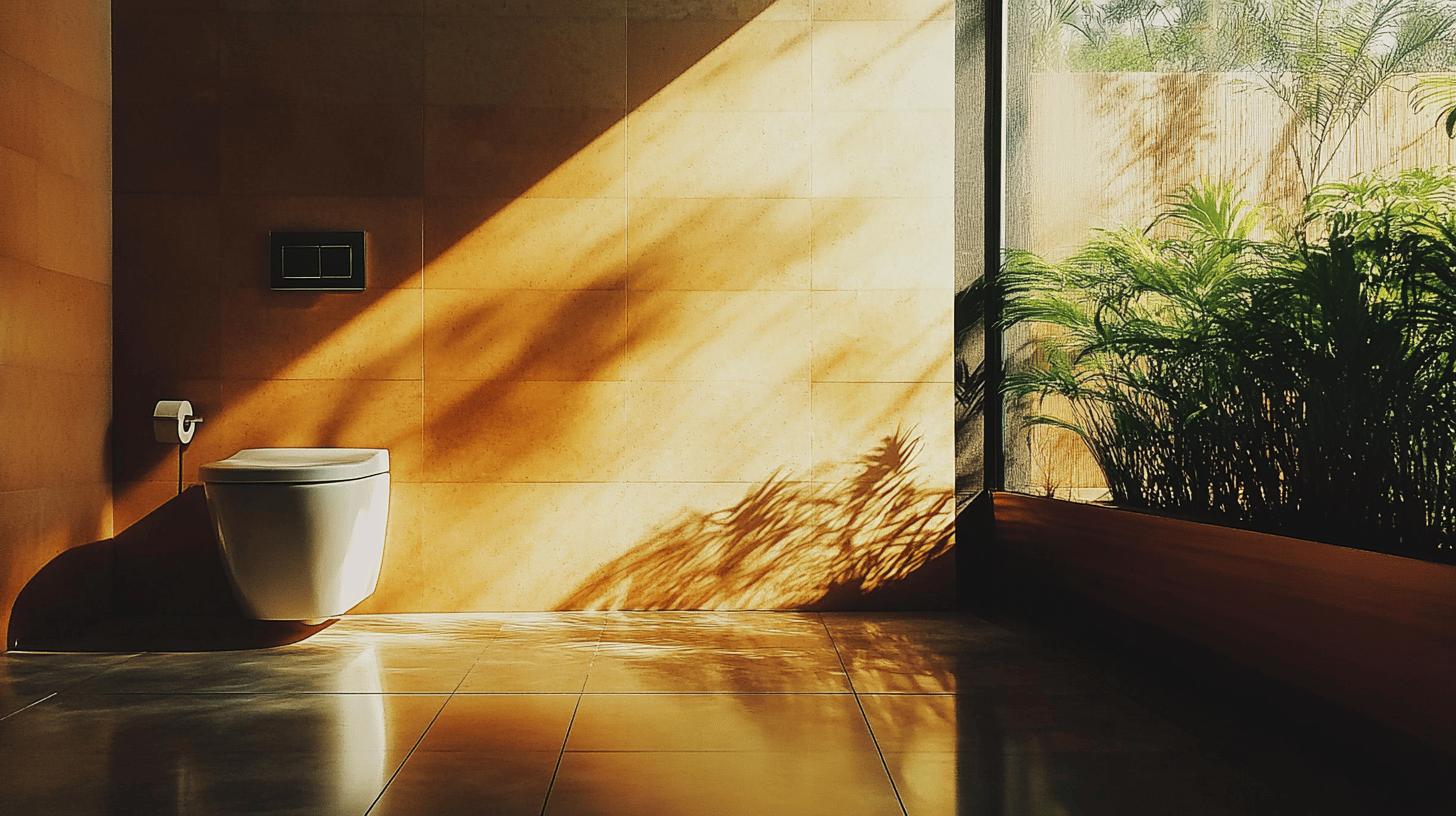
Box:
(558, 429), (954, 610)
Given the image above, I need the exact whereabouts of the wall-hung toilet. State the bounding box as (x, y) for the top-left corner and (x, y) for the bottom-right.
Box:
(200, 448), (390, 621)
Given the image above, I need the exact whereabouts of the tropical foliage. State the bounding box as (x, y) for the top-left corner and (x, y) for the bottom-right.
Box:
(1001, 169), (1456, 561)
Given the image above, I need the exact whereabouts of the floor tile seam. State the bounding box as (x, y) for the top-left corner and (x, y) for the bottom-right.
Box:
(363, 639), (483, 816)
(819, 614), (910, 816)
(0, 692), (55, 722)
(536, 627), (604, 813)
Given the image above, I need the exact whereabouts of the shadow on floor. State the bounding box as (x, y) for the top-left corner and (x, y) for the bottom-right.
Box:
(9, 486), (328, 651)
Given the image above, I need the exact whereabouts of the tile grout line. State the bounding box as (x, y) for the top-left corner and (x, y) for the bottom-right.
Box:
(363, 624), (505, 816)
(0, 692), (56, 722)
(537, 621), (604, 816)
(819, 613), (910, 816)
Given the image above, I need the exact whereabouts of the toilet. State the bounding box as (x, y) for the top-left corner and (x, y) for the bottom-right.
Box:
(200, 448), (390, 621)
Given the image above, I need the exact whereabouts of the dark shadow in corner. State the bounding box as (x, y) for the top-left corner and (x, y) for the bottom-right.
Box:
(10, 486), (329, 651)
(559, 429), (956, 611)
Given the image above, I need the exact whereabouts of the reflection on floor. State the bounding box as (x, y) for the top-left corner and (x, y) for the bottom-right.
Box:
(0, 612), (1449, 815)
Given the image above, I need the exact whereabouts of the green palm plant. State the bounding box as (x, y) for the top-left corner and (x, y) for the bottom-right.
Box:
(1003, 170), (1456, 561)
(1239, 0), (1456, 193)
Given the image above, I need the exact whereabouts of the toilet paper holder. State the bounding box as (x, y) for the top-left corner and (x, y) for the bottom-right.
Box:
(154, 400), (204, 493)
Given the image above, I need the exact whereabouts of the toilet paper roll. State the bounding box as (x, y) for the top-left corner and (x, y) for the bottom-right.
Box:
(153, 399), (197, 445)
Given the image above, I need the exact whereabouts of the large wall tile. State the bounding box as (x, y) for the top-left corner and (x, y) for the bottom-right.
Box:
(221, 103), (423, 195)
(0, 146), (39, 264)
(35, 167), (110, 284)
(0, 258), (111, 374)
(425, 196), (626, 290)
(222, 12), (423, 105)
(219, 287), (424, 380)
(811, 290), (952, 382)
(0, 0), (110, 100)
(628, 198), (809, 290)
(0, 52), (40, 159)
(0, 367), (110, 491)
(425, 16), (624, 108)
(812, 110), (952, 197)
(425, 379), (628, 482)
(220, 195), (424, 289)
(396, 481), (630, 610)
(810, 0), (950, 20)
(810, 380), (952, 484)
(114, 103), (220, 193)
(424, 288), (627, 381)
(627, 19), (809, 112)
(31, 73), (110, 186)
(811, 19), (952, 111)
(215, 378), (428, 480)
(810, 197), (951, 289)
(113, 11), (219, 105)
(425, 106), (625, 197)
(625, 290), (810, 382)
(628, 0), (808, 20)
(114, 285), (221, 380)
(625, 381), (811, 481)
(628, 111), (810, 198)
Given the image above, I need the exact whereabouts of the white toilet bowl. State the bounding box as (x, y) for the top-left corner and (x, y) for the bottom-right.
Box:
(200, 448), (390, 621)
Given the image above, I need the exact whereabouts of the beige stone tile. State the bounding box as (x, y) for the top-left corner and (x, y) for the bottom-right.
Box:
(220, 195), (423, 289)
(425, 288), (627, 381)
(811, 381), (953, 485)
(0, 258), (111, 374)
(221, 103), (422, 195)
(218, 286), (424, 380)
(114, 102), (219, 194)
(628, 0), (809, 19)
(428, 0), (622, 16)
(566, 694), (875, 751)
(628, 19), (810, 112)
(113, 10), (219, 105)
(114, 283), (221, 382)
(425, 197), (626, 290)
(212, 378), (427, 480)
(812, 110), (952, 197)
(0, 0), (111, 99)
(408, 482), (629, 611)
(114, 195), (220, 292)
(425, 107), (625, 198)
(627, 197), (809, 291)
(546, 750), (901, 816)
(811, 0), (950, 19)
(0, 52), (40, 159)
(625, 381), (810, 481)
(0, 146), (38, 264)
(625, 290), (810, 382)
(111, 480), (185, 533)
(810, 197), (951, 289)
(0, 367), (110, 492)
(34, 167), (109, 284)
(426, 16), (624, 107)
(351, 482), (425, 613)
(628, 111), (809, 198)
(221, 11), (423, 105)
(30, 72), (110, 187)
(425, 380), (628, 482)
(810, 290), (952, 382)
(811, 19), (952, 110)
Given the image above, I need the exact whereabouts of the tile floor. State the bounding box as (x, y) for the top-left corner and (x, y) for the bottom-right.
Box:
(0, 612), (1448, 815)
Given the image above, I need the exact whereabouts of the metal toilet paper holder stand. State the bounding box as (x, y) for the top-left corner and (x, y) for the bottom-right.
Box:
(153, 400), (204, 494)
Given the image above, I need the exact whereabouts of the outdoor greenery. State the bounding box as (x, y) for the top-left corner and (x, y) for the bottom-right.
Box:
(1001, 169), (1456, 560)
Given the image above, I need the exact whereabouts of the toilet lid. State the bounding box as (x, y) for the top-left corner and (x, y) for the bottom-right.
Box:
(200, 448), (390, 484)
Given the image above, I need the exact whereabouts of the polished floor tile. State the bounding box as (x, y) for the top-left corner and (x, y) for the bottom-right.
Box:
(368, 750), (559, 816)
(544, 750), (902, 816)
(566, 693), (877, 752)
(0, 612), (1448, 815)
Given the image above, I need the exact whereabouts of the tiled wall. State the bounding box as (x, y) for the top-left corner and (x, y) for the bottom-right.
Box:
(112, 0), (954, 611)
(0, 1), (113, 641)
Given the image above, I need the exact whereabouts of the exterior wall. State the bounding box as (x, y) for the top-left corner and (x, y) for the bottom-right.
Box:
(0, 1), (113, 643)
(111, 0), (956, 611)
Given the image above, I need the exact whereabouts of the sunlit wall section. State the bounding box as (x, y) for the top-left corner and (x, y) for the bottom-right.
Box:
(111, 0), (955, 611)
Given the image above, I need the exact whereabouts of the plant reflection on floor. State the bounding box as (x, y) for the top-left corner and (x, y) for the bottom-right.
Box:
(561, 429), (953, 610)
